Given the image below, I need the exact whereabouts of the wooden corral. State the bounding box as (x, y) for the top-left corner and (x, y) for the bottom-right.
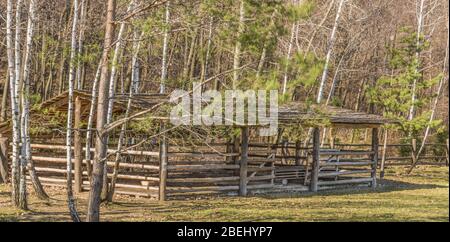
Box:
(0, 91), (401, 200)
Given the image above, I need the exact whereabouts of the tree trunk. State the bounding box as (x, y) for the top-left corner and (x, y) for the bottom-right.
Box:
(408, 0), (425, 123)
(408, 19), (448, 174)
(160, 0), (170, 94)
(282, 23), (296, 95)
(7, 0), (21, 208)
(76, 0), (87, 90)
(102, 0), (136, 202)
(87, 0), (117, 222)
(66, 0), (82, 222)
(316, 0), (345, 104)
(21, 0), (49, 202)
(233, 0), (245, 89)
(85, 64), (102, 178)
(1, 70), (9, 123)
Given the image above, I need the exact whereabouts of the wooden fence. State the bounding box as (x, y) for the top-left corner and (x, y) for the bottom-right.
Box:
(0, 135), (448, 200)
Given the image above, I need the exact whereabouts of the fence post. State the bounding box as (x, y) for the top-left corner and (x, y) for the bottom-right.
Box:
(0, 136), (9, 184)
(295, 141), (301, 166)
(371, 128), (379, 189)
(446, 139), (449, 167)
(74, 97), (83, 193)
(310, 128), (320, 192)
(159, 123), (169, 201)
(159, 124), (169, 201)
(239, 127), (249, 196)
(411, 138), (417, 165)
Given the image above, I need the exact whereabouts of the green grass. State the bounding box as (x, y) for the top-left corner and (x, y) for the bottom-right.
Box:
(0, 166), (448, 222)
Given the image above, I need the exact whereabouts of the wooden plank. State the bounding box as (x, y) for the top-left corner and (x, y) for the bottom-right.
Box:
(247, 166), (275, 172)
(310, 128), (320, 192)
(168, 185), (239, 193)
(168, 176), (240, 183)
(319, 151), (375, 156)
(318, 169), (372, 178)
(320, 161), (375, 167)
(29, 143), (159, 157)
(239, 127), (249, 196)
(318, 178), (373, 186)
(169, 152), (239, 158)
(29, 156), (160, 170)
(167, 164), (240, 171)
(247, 175), (275, 181)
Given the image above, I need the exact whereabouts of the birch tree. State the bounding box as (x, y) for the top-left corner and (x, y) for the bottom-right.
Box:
(6, 0), (21, 207)
(102, 0), (136, 200)
(66, 0), (82, 222)
(232, 0), (245, 89)
(85, 64), (102, 178)
(76, 0), (87, 90)
(160, 0), (170, 94)
(316, 0), (345, 104)
(408, 0), (425, 123)
(408, 18), (448, 174)
(108, 31), (143, 201)
(20, 0), (49, 202)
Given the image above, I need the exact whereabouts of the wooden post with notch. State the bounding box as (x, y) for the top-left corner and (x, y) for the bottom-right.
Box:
(310, 128), (320, 192)
(371, 128), (379, 189)
(0, 136), (9, 184)
(74, 97), (83, 193)
(159, 123), (169, 201)
(239, 127), (249, 196)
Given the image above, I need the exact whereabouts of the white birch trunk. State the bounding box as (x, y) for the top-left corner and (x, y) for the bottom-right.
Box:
(316, 0), (345, 104)
(106, 0), (136, 125)
(108, 31), (143, 201)
(408, 0), (425, 122)
(409, 20), (448, 173)
(76, 0), (87, 90)
(20, 0), (48, 203)
(66, 0), (81, 222)
(85, 64), (102, 177)
(282, 23), (297, 95)
(204, 16), (214, 81)
(233, 0), (245, 89)
(160, 0), (170, 94)
(102, 0), (136, 200)
(6, 0), (21, 207)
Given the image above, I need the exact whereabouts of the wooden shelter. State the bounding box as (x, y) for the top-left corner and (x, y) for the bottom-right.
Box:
(0, 91), (392, 200)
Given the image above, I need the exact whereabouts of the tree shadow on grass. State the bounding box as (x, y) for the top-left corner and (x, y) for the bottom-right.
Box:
(254, 178), (448, 200)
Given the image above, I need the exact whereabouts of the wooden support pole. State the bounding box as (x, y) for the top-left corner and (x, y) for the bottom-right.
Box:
(445, 139), (449, 167)
(239, 127), (249, 196)
(295, 141), (301, 165)
(159, 123), (169, 201)
(0, 137), (9, 183)
(310, 128), (320, 192)
(411, 138), (417, 165)
(371, 128), (379, 189)
(74, 97), (83, 193)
